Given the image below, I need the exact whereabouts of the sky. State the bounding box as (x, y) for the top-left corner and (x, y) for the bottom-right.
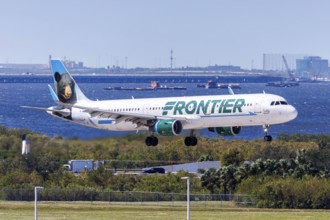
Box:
(1, 0), (330, 69)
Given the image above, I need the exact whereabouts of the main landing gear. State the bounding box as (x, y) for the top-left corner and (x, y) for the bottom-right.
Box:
(263, 125), (272, 142)
(145, 130), (198, 147)
(145, 123), (159, 146)
(145, 136), (158, 146)
(184, 130), (198, 146)
(184, 136), (198, 146)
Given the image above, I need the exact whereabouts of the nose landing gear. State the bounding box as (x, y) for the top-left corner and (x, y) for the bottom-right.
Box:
(263, 125), (272, 142)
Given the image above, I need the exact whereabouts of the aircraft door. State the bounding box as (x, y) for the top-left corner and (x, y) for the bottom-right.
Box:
(254, 99), (262, 113)
(143, 104), (150, 114)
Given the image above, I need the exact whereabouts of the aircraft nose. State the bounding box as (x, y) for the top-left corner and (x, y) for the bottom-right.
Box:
(288, 105), (298, 121)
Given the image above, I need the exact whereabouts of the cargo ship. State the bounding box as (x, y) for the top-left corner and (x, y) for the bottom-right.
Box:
(265, 79), (299, 87)
(104, 81), (186, 91)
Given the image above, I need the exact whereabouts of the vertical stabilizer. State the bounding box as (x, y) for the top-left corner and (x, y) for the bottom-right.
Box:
(50, 60), (88, 104)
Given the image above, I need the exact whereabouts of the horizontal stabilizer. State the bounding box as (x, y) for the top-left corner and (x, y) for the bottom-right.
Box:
(21, 106), (70, 115)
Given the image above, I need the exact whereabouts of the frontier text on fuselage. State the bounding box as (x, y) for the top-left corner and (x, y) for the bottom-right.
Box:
(162, 99), (245, 116)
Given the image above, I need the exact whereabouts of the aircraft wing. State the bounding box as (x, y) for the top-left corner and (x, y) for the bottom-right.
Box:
(23, 102), (195, 128)
(70, 104), (188, 121)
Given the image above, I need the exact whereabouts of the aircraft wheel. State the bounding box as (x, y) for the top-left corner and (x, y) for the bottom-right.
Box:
(184, 136), (198, 146)
(264, 135), (272, 142)
(184, 137), (192, 146)
(145, 136), (152, 146)
(146, 136), (158, 146)
(151, 136), (158, 146)
(191, 136), (198, 146)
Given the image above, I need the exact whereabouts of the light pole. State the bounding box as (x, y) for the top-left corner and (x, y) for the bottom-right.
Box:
(34, 186), (44, 220)
(181, 177), (190, 220)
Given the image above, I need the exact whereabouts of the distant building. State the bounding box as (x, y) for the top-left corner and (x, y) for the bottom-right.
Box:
(0, 63), (47, 69)
(296, 56), (329, 78)
(21, 134), (30, 155)
(49, 55), (84, 69)
(0, 63), (48, 74)
(263, 53), (307, 72)
(63, 60), (84, 69)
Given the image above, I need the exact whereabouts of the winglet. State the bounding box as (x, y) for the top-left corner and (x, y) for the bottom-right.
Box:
(228, 86), (235, 95)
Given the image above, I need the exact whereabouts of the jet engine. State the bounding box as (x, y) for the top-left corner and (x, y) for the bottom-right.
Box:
(208, 126), (241, 136)
(155, 120), (183, 136)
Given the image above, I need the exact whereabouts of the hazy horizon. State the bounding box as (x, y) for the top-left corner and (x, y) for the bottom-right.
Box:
(1, 0), (330, 69)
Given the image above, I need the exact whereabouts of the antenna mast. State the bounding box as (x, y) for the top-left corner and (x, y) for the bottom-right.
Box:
(170, 49), (173, 69)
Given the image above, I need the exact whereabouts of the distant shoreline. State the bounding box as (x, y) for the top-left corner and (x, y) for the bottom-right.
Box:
(0, 74), (283, 84)
(0, 72), (270, 77)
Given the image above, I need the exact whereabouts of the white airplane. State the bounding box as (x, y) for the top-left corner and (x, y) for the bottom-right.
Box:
(23, 60), (298, 146)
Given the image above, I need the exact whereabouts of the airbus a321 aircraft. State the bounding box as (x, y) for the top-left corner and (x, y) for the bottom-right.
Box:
(23, 60), (298, 146)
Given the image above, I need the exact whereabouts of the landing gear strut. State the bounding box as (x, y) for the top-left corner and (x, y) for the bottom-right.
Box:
(145, 122), (159, 146)
(145, 136), (158, 146)
(184, 130), (198, 146)
(263, 125), (272, 142)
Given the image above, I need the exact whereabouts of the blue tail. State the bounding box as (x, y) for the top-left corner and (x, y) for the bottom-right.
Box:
(50, 60), (88, 104)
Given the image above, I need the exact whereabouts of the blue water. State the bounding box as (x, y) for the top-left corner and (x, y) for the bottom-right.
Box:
(1, 76), (329, 140)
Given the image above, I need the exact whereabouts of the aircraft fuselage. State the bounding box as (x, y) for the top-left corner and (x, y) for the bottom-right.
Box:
(49, 93), (297, 132)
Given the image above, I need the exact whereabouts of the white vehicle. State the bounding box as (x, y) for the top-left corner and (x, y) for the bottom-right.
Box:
(23, 60), (297, 146)
(64, 160), (94, 173)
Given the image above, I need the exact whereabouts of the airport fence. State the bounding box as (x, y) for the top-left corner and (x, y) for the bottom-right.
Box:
(0, 188), (256, 208)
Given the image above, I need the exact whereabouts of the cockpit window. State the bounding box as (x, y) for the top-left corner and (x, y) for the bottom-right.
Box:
(271, 100), (289, 106)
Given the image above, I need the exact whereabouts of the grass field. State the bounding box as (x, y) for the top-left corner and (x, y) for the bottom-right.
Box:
(0, 201), (330, 220)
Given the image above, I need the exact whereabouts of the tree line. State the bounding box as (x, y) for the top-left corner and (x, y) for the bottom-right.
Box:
(0, 126), (329, 208)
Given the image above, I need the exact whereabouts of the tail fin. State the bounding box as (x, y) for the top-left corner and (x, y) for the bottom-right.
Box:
(48, 84), (60, 104)
(50, 60), (89, 104)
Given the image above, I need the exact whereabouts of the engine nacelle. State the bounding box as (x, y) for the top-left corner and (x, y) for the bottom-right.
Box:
(208, 126), (241, 136)
(155, 120), (183, 136)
